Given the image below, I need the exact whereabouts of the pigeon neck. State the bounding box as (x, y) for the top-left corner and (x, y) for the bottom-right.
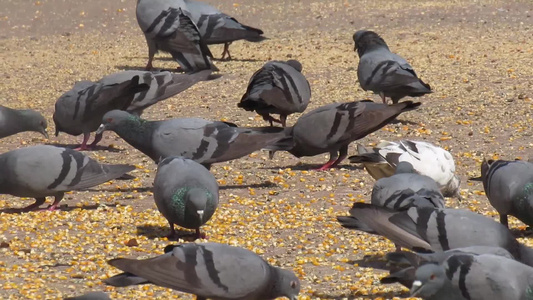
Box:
(4, 110), (33, 136)
(267, 266), (297, 299)
(112, 117), (157, 160)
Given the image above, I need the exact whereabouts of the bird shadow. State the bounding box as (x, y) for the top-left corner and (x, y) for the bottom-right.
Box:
(310, 290), (410, 300)
(262, 163), (364, 171)
(212, 57), (262, 62)
(346, 253), (390, 271)
(0, 203), (117, 214)
(115, 64), (189, 73)
(85, 186), (152, 193)
(219, 181), (277, 190)
(136, 224), (198, 241)
(44, 142), (123, 153)
(389, 119), (420, 126)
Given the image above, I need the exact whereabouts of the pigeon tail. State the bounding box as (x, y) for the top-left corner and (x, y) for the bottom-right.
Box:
(336, 216), (377, 234)
(262, 126), (295, 152)
(104, 271), (149, 287)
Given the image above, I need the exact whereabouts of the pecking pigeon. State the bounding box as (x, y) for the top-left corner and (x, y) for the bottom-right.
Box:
(136, 0), (217, 71)
(53, 75), (149, 150)
(154, 156), (219, 239)
(239, 60), (311, 127)
(479, 159), (533, 228)
(183, 0), (266, 60)
(337, 203), (533, 267)
(350, 140), (461, 199)
(96, 110), (288, 168)
(0, 145), (134, 211)
(411, 253), (533, 300)
(265, 100), (421, 170)
(353, 30), (432, 104)
(0, 106), (48, 139)
(104, 242), (301, 300)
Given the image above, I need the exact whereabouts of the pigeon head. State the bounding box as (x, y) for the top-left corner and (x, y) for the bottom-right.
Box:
(285, 60), (303, 72)
(272, 267), (300, 300)
(442, 174), (462, 200)
(185, 187), (211, 224)
(352, 30), (389, 57)
(395, 161), (415, 174)
(411, 263), (446, 298)
(22, 109), (48, 139)
(97, 110), (137, 134)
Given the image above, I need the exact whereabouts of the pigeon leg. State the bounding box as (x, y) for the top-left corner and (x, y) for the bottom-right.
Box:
(195, 228), (206, 240)
(262, 114), (282, 126)
(20, 197), (46, 212)
(280, 115), (287, 127)
(379, 92), (388, 104)
(88, 132), (103, 149)
(46, 193), (65, 211)
(394, 244), (402, 252)
(221, 42), (232, 60)
(330, 144), (349, 168)
(74, 133), (91, 151)
(316, 151), (339, 171)
(500, 214), (509, 228)
(166, 222), (177, 239)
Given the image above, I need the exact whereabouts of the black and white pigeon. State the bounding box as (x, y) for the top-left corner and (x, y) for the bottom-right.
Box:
(353, 30), (432, 104)
(411, 253), (533, 300)
(239, 60), (311, 127)
(371, 161), (445, 211)
(53, 75), (149, 150)
(478, 159), (533, 228)
(183, 0), (266, 60)
(104, 242), (301, 300)
(337, 203), (533, 267)
(154, 157), (219, 239)
(63, 291), (111, 300)
(99, 69), (220, 116)
(0, 145), (134, 211)
(381, 246), (515, 288)
(96, 110), (287, 168)
(265, 100), (421, 170)
(136, 0), (217, 71)
(0, 105), (48, 139)
(350, 140), (461, 199)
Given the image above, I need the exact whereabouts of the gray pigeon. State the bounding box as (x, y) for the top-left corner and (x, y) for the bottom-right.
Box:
(96, 110), (288, 168)
(183, 0), (266, 60)
(0, 145), (135, 211)
(64, 291), (111, 300)
(350, 140), (461, 199)
(479, 159), (533, 228)
(381, 246), (515, 288)
(371, 161), (445, 211)
(136, 0), (217, 71)
(337, 203), (533, 266)
(104, 242), (301, 300)
(53, 75), (149, 150)
(411, 253), (533, 300)
(353, 30), (432, 104)
(238, 60), (311, 127)
(266, 100), (421, 170)
(0, 106), (48, 139)
(154, 157), (219, 239)
(100, 69), (221, 116)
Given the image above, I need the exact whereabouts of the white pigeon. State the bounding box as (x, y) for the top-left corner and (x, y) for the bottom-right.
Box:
(349, 140), (461, 199)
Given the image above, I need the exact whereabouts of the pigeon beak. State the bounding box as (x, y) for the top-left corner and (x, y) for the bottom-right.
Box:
(197, 210), (204, 222)
(468, 176), (482, 182)
(41, 129), (49, 139)
(54, 127), (60, 137)
(268, 150), (275, 160)
(410, 280), (423, 296)
(95, 124), (106, 135)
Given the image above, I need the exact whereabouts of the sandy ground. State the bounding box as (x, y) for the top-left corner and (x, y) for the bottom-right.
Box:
(0, 0), (532, 299)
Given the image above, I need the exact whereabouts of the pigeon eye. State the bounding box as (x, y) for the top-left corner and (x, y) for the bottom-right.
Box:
(430, 274), (436, 280)
(290, 281), (297, 289)
(107, 118), (113, 123)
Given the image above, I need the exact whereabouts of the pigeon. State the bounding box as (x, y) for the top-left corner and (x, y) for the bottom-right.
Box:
(0, 145), (135, 211)
(183, 0), (266, 60)
(349, 140), (461, 199)
(136, 0), (217, 71)
(63, 291), (111, 300)
(478, 159), (533, 228)
(353, 30), (432, 104)
(265, 100), (421, 170)
(0, 106), (48, 139)
(238, 60), (311, 127)
(154, 157), (219, 239)
(381, 246), (515, 288)
(337, 203), (533, 266)
(411, 253), (533, 300)
(53, 75), (150, 150)
(371, 161), (445, 211)
(104, 242), (301, 300)
(96, 110), (288, 168)
(99, 69), (221, 116)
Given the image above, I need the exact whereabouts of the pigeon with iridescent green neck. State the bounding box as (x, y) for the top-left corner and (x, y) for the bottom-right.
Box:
(154, 156), (218, 239)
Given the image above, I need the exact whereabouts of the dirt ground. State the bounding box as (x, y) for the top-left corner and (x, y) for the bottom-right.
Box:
(0, 0), (532, 299)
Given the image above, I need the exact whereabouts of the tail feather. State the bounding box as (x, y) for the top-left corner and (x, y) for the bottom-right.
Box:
(336, 216), (377, 234)
(103, 272), (149, 287)
(71, 163), (136, 190)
